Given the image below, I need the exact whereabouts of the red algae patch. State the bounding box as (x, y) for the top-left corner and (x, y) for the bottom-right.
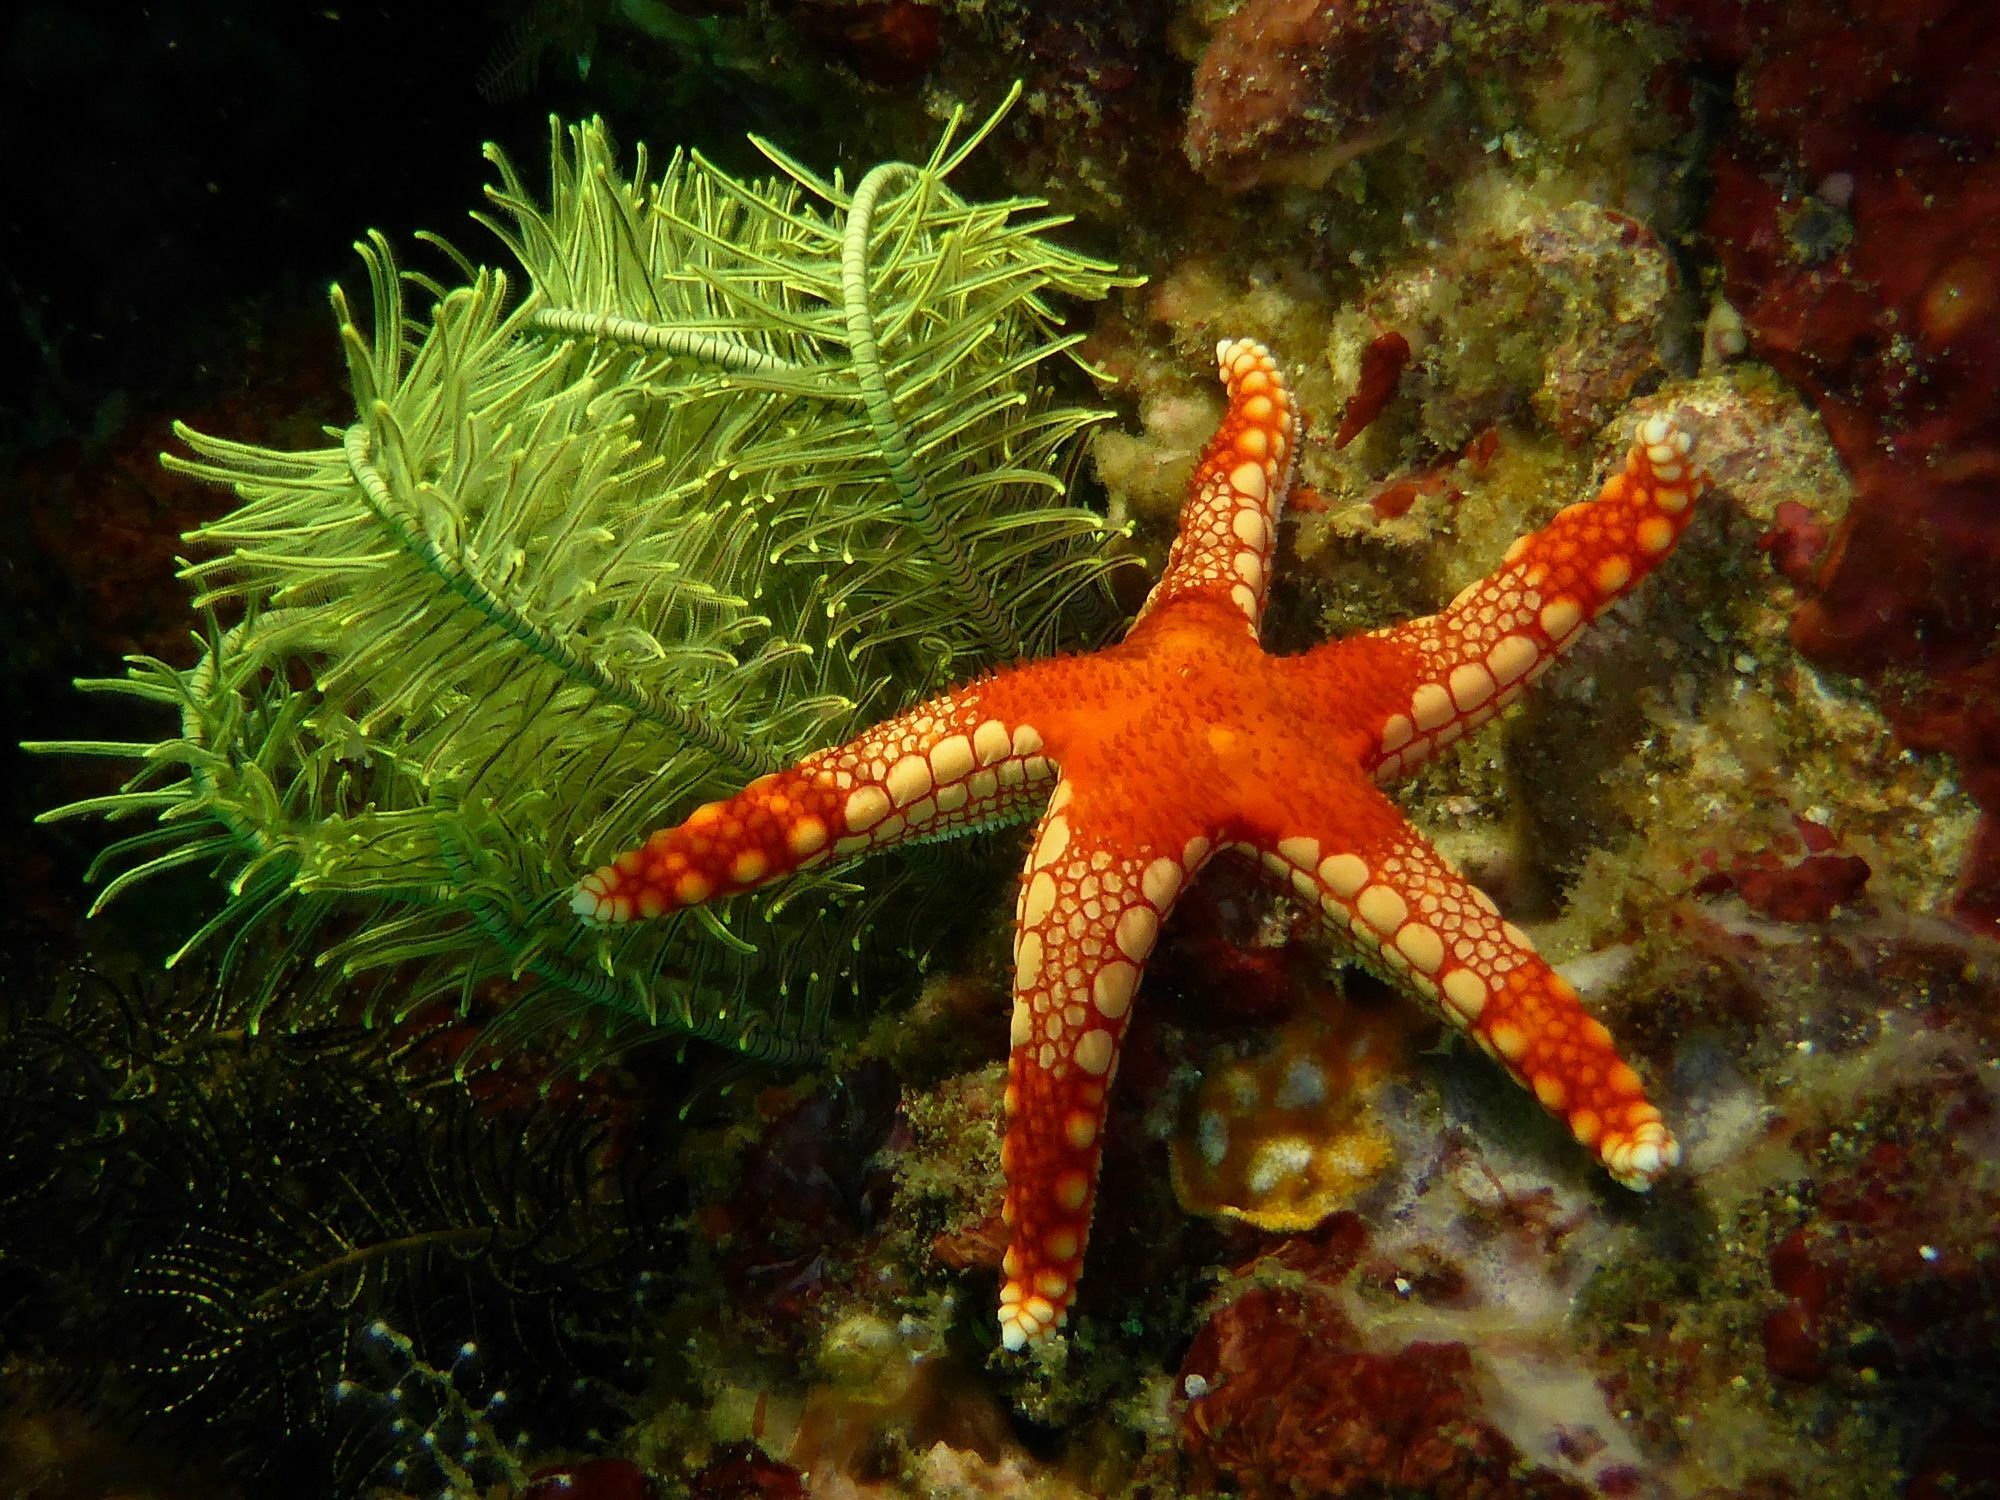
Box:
(1176, 1225), (1595, 1500)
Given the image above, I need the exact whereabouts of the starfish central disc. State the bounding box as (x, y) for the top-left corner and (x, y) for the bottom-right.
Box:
(574, 337), (1701, 1350)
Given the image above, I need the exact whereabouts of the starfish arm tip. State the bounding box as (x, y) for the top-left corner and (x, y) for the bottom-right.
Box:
(997, 1283), (1063, 1351)
(569, 868), (636, 925)
(1603, 1120), (1683, 1190)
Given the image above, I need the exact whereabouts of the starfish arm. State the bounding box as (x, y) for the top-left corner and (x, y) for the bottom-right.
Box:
(1243, 776), (1679, 1190)
(1336, 415), (1704, 781)
(996, 782), (1215, 1350)
(571, 678), (1064, 923)
(1131, 337), (1299, 635)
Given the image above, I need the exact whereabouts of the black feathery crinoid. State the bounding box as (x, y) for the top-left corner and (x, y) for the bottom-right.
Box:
(0, 946), (681, 1493)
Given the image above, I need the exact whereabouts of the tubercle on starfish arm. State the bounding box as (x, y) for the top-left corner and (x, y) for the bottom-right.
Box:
(572, 337), (1703, 1352)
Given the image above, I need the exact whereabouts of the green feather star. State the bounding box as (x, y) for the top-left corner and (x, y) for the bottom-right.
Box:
(30, 89), (1138, 1066)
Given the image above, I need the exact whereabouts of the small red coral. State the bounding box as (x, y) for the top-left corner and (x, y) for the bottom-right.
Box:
(1688, 808), (1872, 923)
(704, 1064), (901, 1343)
(1731, 853), (1871, 923)
(1335, 329), (1411, 448)
(1755, 499), (1830, 586)
(1365, 463), (1460, 522)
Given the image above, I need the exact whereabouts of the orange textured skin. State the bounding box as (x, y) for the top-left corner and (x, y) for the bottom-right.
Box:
(573, 339), (1703, 1351)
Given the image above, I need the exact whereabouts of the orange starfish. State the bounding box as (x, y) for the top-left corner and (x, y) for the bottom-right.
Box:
(575, 339), (1698, 1350)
